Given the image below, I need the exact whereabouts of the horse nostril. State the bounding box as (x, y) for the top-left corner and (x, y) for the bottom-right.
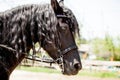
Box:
(74, 63), (82, 70)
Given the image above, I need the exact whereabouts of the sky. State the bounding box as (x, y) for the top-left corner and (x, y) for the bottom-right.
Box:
(0, 0), (120, 40)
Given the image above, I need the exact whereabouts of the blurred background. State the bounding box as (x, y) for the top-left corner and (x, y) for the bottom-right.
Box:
(0, 0), (120, 80)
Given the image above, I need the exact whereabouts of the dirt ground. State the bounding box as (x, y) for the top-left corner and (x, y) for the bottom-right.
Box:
(10, 70), (119, 80)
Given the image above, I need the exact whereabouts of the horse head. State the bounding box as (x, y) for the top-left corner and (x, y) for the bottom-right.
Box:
(42, 0), (82, 75)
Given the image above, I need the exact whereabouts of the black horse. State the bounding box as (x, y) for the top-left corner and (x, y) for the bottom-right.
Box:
(0, 0), (82, 80)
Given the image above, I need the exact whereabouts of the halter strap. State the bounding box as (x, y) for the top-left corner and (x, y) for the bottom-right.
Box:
(55, 45), (78, 63)
(54, 45), (78, 72)
(61, 45), (77, 55)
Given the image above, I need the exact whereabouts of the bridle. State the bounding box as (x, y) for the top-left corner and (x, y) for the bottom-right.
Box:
(55, 45), (78, 72)
(55, 45), (78, 69)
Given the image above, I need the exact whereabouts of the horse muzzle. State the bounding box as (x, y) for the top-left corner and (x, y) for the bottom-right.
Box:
(61, 60), (82, 75)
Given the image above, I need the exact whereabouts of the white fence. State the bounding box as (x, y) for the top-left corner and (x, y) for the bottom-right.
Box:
(82, 60), (120, 72)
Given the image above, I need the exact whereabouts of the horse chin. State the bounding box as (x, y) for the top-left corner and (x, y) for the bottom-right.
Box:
(61, 64), (79, 75)
(62, 69), (79, 75)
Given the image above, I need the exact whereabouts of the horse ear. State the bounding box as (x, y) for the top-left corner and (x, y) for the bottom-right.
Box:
(51, 0), (63, 15)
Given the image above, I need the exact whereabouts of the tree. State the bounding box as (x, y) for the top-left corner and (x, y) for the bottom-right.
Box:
(113, 36), (120, 61)
(91, 34), (120, 61)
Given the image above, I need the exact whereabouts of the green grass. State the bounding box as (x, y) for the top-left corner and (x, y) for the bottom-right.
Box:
(78, 70), (119, 78)
(17, 66), (60, 74)
(17, 66), (120, 78)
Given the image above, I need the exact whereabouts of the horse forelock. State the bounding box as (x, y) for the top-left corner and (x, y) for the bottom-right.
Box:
(63, 7), (80, 37)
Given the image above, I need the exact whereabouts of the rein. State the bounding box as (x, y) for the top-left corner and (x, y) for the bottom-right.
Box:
(0, 44), (55, 63)
(0, 44), (16, 52)
(0, 44), (77, 64)
(25, 45), (77, 66)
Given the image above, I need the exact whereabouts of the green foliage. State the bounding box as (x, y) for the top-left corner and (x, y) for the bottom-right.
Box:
(91, 38), (106, 54)
(18, 66), (60, 73)
(91, 34), (120, 61)
(104, 34), (115, 56)
(78, 70), (119, 78)
(75, 37), (81, 45)
(76, 37), (88, 46)
(80, 38), (88, 44)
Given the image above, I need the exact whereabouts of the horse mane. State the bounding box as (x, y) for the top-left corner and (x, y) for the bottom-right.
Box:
(0, 4), (79, 57)
(63, 7), (80, 37)
(0, 4), (57, 55)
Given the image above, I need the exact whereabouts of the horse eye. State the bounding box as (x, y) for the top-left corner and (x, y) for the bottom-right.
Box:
(61, 24), (68, 30)
(59, 18), (69, 30)
(62, 19), (68, 23)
